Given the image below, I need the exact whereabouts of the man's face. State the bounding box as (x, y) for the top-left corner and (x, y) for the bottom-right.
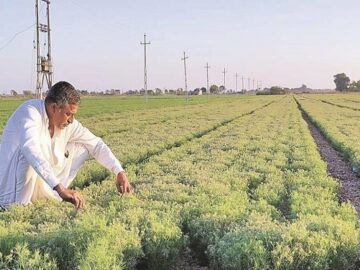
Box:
(52, 103), (78, 129)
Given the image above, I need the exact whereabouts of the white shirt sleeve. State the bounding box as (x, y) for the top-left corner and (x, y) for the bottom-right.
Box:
(68, 119), (124, 175)
(20, 105), (59, 189)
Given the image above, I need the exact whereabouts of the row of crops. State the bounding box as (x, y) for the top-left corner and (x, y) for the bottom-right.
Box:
(296, 94), (360, 172)
(0, 95), (359, 269)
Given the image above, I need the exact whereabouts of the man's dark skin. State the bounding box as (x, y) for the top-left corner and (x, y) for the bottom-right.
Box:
(46, 101), (132, 209)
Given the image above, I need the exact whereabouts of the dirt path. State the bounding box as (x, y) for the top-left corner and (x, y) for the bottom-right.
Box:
(298, 103), (360, 217)
(172, 248), (209, 270)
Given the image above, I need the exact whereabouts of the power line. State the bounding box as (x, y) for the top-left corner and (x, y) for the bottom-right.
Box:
(0, 23), (35, 52)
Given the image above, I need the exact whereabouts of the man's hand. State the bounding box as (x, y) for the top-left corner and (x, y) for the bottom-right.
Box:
(54, 184), (85, 209)
(116, 171), (133, 195)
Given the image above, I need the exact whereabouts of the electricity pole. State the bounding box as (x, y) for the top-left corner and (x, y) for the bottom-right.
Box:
(253, 79), (255, 91)
(248, 77), (250, 91)
(181, 52), (189, 101)
(222, 68), (227, 92)
(205, 63), (210, 94)
(140, 33), (151, 102)
(235, 73), (238, 92)
(35, 0), (52, 99)
(242, 76), (244, 92)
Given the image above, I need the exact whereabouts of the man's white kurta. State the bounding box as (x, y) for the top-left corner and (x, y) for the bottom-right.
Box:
(0, 99), (124, 207)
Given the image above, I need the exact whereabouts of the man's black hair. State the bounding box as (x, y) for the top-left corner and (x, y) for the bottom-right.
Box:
(45, 81), (80, 106)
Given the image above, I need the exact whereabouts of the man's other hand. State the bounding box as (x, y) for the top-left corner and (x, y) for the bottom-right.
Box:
(54, 184), (85, 209)
(116, 171), (133, 195)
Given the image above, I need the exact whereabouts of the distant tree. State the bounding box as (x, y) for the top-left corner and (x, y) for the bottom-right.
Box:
(334, 73), (350, 91)
(349, 80), (360, 91)
(176, 88), (184, 95)
(23, 90), (32, 97)
(270, 86), (286, 95)
(200, 87), (207, 94)
(219, 85), (226, 93)
(10, 90), (18, 96)
(192, 88), (202, 95)
(210, 85), (219, 94)
(155, 88), (162, 95)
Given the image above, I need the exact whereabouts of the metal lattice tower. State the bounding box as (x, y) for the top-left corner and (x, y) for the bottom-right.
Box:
(140, 33), (151, 102)
(235, 73), (238, 92)
(35, 0), (53, 99)
(181, 52), (189, 101)
(222, 68), (227, 91)
(205, 63), (210, 94)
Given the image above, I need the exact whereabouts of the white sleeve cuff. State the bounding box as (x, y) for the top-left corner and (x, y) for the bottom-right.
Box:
(114, 165), (124, 176)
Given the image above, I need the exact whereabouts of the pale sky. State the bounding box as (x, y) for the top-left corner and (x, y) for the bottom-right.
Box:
(1, 0), (360, 93)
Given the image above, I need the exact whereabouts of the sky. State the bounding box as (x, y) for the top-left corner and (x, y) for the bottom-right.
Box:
(1, 0), (360, 93)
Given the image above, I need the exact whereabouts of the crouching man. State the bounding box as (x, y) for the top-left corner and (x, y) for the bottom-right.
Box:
(0, 81), (132, 210)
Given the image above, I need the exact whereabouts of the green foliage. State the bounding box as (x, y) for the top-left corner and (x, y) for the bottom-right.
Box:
(272, 214), (360, 270)
(349, 80), (360, 91)
(209, 84), (219, 94)
(1, 95), (360, 269)
(334, 73), (350, 91)
(139, 212), (186, 270)
(270, 86), (287, 95)
(0, 244), (57, 270)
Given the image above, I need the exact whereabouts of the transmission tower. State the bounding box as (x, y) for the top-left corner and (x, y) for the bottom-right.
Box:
(205, 63), (210, 94)
(248, 77), (250, 91)
(235, 73), (238, 92)
(181, 52), (189, 101)
(222, 68), (227, 91)
(140, 33), (151, 102)
(35, 0), (53, 99)
(242, 76), (244, 91)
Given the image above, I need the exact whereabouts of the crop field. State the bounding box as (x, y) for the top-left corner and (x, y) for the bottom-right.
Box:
(0, 94), (359, 269)
(296, 94), (360, 172)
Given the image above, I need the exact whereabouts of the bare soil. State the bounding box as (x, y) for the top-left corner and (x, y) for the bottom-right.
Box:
(300, 109), (360, 217)
(172, 248), (209, 270)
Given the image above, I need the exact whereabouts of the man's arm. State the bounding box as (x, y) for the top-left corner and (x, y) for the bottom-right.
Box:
(68, 120), (132, 195)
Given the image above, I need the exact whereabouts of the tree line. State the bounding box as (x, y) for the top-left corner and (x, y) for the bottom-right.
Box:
(334, 73), (360, 91)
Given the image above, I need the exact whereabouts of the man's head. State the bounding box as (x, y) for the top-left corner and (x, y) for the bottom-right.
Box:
(45, 81), (81, 129)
